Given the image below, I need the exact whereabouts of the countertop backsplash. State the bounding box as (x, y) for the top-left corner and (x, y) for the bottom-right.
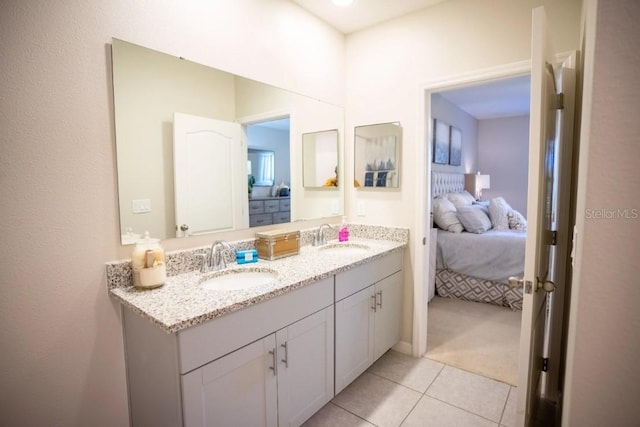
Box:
(105, 223), (409, 290)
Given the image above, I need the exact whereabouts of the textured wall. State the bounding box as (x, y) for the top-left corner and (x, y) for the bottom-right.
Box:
(565, 0), (640, 425)
(0, 1), (344, 425)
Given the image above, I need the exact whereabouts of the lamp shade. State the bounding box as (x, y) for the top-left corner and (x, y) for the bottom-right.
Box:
(464, 172), (491, 200)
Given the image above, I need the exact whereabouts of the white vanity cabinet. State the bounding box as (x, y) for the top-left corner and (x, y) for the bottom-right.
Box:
(181, 306), (334, 427)
(122, 276), (333, 427)
(334, 251), (403, 393)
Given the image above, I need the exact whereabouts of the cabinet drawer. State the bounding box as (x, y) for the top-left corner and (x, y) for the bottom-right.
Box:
(272, 212), (290, 224)
(250, 213), (272, 227)
(335, 250), (402, 301)
(249, 200), (265, 214)
(177, 276), (334, 374)
(279, 199), (290, 211)
(264, 200), (280, 213)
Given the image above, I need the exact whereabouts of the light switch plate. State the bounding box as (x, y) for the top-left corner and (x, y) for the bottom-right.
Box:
(357, 201), (366, 216)
(331, 199), (340, 215)
(132, 199), (151, 214)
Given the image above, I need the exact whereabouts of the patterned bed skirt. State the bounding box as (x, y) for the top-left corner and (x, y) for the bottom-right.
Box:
(435, 268), (523, 310)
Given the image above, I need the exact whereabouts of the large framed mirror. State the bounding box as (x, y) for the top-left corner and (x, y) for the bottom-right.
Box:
(354, 122), (402, 189)
(302, 129), (339, 188)
(111, 39), (344, 243)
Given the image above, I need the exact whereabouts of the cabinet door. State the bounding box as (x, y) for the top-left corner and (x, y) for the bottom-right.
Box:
(335, 286), (375, 394)
(276, 306), (334, 427)
(181, 335), (278, 427)
(373, 271), (403, 361)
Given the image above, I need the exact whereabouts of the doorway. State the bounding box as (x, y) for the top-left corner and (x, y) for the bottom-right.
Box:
(424, 73), (531, 386)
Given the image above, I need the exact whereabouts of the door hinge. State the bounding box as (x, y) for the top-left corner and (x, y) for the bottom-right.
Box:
(550, 230), (557, 246)
(555, 93), (564, 110)
(542, 357), (549, 372)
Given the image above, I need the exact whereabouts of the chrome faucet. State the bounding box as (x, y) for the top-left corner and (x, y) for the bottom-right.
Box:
(313, 223), (334, 247)
(196, 240), (234, 272)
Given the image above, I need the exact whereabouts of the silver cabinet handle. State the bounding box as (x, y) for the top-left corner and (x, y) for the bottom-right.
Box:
(376, 290), (382, 309)
(371, 294), (377, 312)
(269, 349), (277, 376)
(280, 342), (289, 368)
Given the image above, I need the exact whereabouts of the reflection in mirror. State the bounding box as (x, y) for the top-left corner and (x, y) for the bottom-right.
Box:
(248, 149), (275, 187)
(302, 129), (339, 188)
(111, 39), (344, 243)
(354, 122), (402, 189)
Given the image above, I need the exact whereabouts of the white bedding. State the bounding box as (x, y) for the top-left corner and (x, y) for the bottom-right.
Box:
(436, 229), (525, 283)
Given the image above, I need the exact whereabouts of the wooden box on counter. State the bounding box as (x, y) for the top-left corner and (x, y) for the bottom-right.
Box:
(255, 229), (300, 260)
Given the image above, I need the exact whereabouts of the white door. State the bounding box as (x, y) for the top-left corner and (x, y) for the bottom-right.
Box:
(173, 113), (242, 237)
(181, 335), (278, 427)
(276, 307), (335, 427)
(373, 271), (403, 361)
(516, 7), (563, 426)
(334, 286), (375, 394)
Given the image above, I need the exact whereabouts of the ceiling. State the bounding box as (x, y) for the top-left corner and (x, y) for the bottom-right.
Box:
(291, 0), (530, 119)
(290, 0), (448, 34)
(438, 75), (531, 120)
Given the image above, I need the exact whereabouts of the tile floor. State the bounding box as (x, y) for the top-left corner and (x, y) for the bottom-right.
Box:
(303, 350), (517, 427)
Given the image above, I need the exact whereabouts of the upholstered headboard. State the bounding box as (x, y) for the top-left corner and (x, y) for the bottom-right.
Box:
(432, 172), (465, 197)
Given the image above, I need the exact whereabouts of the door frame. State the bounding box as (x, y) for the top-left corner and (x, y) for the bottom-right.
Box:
(413, 59), (532, 356)
(413, 53), (573, 356)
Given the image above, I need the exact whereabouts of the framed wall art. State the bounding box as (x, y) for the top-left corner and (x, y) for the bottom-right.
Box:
(433, 118), (449, 164)
(449, 126), (462, 166)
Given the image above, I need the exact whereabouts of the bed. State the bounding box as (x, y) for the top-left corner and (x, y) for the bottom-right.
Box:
(431, 172), (526, 310)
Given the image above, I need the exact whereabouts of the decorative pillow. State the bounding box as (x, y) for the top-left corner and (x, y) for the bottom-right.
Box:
(432, 197), (464, 233)
(508, 209), (527, 231)
(488, 197), (511, 230)
(445, 191), (476, 208)
(456, 205), (492, 234)
(473, 200), (490, 216)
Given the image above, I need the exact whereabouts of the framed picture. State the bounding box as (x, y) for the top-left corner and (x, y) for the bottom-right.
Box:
(354, 122), (402, 189)
(449, 126), (462, 166)
(433, 119), (449, 164)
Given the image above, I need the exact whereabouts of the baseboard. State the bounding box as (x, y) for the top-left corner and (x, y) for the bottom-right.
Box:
(392, 340), (412, 355)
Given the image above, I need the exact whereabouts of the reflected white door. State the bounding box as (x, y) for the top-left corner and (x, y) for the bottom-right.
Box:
(516, 7), (562, 426)
(174, 113), (242, 237)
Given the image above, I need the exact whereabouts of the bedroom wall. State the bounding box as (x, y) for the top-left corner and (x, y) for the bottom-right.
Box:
(0, 1), (344, 425)
(563, 0), (640, 425)
(345, 0), (582, 346)
(430, 93), (479, 176)
(477, 115), (530, 215)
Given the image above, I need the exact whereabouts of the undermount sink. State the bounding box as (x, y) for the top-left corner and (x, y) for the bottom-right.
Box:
(318, 242), (370, 256)
(200, 267), (279, 291)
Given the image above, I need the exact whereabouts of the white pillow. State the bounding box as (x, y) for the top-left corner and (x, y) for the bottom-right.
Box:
(456, 206), (492, 234)
(508, 209), (527, 231)
(488, 197), (511, 230)
(432, 197), (464, 233)
(446, 191), (476, 208)
(473, 200), (490, 216)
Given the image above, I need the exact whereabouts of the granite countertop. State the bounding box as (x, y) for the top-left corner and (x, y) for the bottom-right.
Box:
(109, 237), (406, 334)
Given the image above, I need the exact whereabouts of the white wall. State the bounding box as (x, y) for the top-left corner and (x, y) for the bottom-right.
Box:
(0, 1), (344, 425)
(345, 0), (582, 345)
(431, 93), (478, 175)
(478, 115), (530, 215)
(564, 0), (640, 425)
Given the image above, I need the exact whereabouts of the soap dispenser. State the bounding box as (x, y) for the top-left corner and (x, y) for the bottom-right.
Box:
(131, 231), (166, 288)
(338, 217), (349, 242)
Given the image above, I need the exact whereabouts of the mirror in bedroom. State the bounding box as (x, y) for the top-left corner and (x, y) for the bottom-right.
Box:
(354, 122), (402, 189)
(111, 38), (344, 243)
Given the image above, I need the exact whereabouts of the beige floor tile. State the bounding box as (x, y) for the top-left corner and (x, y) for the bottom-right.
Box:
(332, 372), (422, 427)
(368, 350), (444, 392)
(426, 365), (510, 422)
(401, 395), (499, 427)
(500, 386), (518, 427)
(302, 402), (374, 427)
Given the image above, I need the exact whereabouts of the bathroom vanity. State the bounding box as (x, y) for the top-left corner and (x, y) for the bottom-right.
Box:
(107, 227), (407, 427)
